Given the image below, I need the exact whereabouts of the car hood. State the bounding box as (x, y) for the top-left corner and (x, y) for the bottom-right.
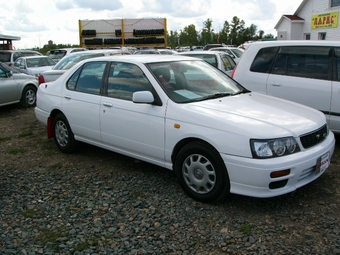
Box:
(168, 92), (326, 138)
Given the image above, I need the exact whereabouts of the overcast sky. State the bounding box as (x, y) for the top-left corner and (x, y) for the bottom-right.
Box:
(0, 0), (303, 49)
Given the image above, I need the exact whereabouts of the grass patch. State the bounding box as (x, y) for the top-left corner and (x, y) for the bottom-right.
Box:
(8, 148), (26, 154)
(239, 223), (255, 235)
(18, 129), (33, 137)
(49, 162), (63, 169)
(22, 209), (38, 218)
(38, 228), (69, 246)
(74, 242), (91, 251)
(0, 136), (11, 142)
(130, 189), (144, 198)
(74, 237), (101, 251)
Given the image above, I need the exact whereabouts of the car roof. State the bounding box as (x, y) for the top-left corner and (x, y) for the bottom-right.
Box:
(0, 50), (40, 53)
(83, 54), (200, 64)
(16, 56), (52, 59)
(209, 46), (238, 50)
(177, 51), (226, 56)
(247, 40), (340, 48)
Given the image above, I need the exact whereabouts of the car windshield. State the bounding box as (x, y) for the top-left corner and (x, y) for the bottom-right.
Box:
(230, 48), (244, 58)
(48, 50), (67, 59)
(53, 53), (104, 70)
(147, 60), (248, 103)
(26, 57), (55, 68)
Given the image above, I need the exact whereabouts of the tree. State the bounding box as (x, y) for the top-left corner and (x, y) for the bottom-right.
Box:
(178, 24), (199, 46)
(200, 18), (214, 45)
(229, 16), (245, 46)
(219, 20), (230, 45)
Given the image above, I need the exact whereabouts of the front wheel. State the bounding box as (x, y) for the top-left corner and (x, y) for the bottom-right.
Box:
(174, 142), (230, 203)
(20, 86), (37, 107)
(53, 113), (78, 153)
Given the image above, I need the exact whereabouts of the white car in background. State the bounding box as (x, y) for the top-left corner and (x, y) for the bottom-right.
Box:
(47, 48), (88, 62)
(232, 40), (340, 133)
(38, 49), (130, 84)
(177, 51), (236, 76)
(35, 54), (334, 203)
(208, 47), (244, 63)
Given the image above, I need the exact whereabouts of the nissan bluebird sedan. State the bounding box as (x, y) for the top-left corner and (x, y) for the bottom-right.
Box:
(35, 55), (335, 203)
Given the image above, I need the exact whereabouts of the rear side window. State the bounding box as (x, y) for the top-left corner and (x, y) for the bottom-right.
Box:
(335, 48), (340, 81)
(0, 52), (11, 62)
(250, 47), (278, 73)
(272, 46), (331, 80)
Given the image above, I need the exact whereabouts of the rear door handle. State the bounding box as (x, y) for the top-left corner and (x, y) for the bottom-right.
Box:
(271, 82), (282, 87)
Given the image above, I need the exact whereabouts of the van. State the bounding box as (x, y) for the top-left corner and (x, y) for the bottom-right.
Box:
(47, 48), (87, 62)
(232, 40), (340, 133)
(0, 50), (42, 66)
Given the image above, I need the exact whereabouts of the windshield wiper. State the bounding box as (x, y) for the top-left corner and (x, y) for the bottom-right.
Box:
(197, 92), (233, 101)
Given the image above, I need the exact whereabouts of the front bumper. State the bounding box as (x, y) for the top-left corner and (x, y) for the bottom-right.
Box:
(222, 131), (335, 198)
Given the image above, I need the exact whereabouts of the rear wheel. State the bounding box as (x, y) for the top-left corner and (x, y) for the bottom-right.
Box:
(53, 113), (78, 153)
(20, 86), (37, 107)
(174, 142), (230, 203)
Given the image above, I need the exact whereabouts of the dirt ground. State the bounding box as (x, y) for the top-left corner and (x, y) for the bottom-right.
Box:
(0, 105), (145, 176)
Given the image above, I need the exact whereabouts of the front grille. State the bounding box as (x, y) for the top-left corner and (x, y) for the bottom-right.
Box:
(300, 124), (328, 149)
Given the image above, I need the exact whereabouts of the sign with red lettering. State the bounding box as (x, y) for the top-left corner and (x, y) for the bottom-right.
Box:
(312, 12), (339, 29)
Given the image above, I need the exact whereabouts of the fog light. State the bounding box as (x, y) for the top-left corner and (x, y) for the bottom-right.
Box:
(270, 169), (290, 178)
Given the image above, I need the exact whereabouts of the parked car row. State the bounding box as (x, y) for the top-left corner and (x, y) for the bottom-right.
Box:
(1, 41), (338, 204)
(34, 54), (335, 203)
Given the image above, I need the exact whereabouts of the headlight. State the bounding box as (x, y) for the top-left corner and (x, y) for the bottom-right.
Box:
(250, 137), (300, 159)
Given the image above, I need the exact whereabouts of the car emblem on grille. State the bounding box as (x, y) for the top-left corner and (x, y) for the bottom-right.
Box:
(316, 134), (320, 139)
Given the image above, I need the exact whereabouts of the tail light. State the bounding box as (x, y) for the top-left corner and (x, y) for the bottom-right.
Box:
(38, 75), (45, 84)
(231, 65), (237, 78)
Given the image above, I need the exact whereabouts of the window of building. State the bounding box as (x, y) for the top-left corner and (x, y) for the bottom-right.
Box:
(304, 33), (311, 40)
(318, 33), (327, 40)
(331, 0), (340, 7)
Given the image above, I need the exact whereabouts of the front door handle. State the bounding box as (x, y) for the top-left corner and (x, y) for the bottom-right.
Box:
(103, 102), (113, 107)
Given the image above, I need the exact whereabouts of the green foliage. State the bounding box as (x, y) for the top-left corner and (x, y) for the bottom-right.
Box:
(167, 16), (276, 48)
(37, 43), (81, 55)
(8, 148), (26, 154)
(239, 223), (255, 234)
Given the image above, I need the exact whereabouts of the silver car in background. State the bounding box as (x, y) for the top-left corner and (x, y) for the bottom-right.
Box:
(13, 56), (56, 76)
(0, 61), (39, 107)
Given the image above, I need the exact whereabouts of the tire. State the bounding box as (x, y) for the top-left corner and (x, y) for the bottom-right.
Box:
(53, 113), (78, 153)
(174, 142), (230, 203)
(20, 86), (37, 107)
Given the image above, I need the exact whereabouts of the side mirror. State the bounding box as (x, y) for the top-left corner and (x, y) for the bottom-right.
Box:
(6, 70), (13, 78)
(132, 91), (154, 104)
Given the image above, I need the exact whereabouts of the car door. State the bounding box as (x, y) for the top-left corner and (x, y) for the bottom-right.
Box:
(266, 46), (332, 121)
(219, 53), (236, 76)
(61, 61), (107, 143)
(100, 62), (166, 165)
(0, 65), (19, 105)
(329, 47), (340, 132)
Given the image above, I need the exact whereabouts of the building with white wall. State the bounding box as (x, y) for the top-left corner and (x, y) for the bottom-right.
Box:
(275, 0), (340, 40)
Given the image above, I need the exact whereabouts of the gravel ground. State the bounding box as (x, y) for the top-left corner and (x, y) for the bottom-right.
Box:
(1, 106), (340, 255)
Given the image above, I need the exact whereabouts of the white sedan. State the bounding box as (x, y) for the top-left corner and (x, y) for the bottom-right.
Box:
(35, 55), (335, 203)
